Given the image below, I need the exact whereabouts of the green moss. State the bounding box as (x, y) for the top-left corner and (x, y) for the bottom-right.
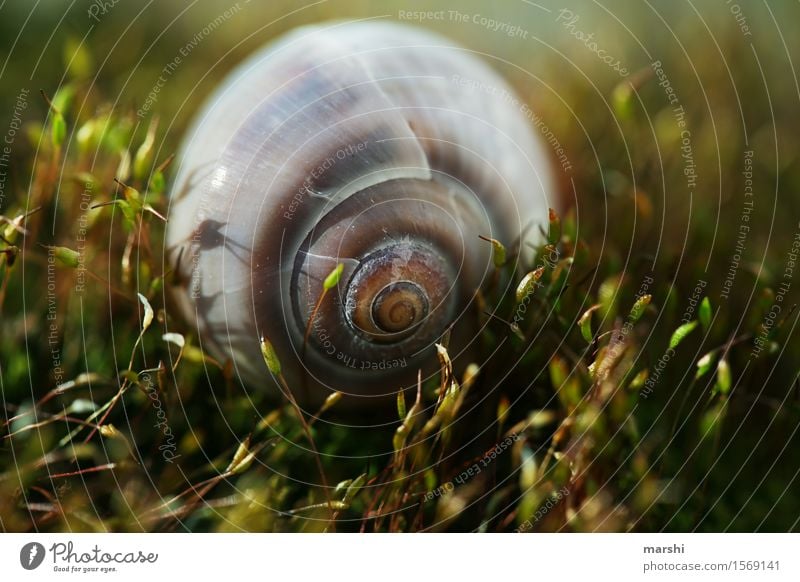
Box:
(2, 3), (800, 532)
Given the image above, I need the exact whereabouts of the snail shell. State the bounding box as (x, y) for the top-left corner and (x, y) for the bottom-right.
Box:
(166, 21), (554, 407)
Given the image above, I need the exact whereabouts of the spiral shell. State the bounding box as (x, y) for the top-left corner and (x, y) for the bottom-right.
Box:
(166, 20), (554, 406)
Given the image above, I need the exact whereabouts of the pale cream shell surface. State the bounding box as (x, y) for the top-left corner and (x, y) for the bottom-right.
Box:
(166, 20), (554, 405)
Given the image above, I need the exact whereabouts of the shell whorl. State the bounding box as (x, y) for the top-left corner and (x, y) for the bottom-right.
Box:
(166, 20), (554, 406)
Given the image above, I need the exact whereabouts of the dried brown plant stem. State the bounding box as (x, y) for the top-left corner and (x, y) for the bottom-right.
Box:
(275, 369), (336, 529)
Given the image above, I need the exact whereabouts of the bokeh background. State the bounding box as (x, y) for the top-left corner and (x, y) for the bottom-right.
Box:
(1, 0), (799, 532)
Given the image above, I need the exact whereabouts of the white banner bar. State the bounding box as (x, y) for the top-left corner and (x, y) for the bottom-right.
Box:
(1, 533), (797, 581)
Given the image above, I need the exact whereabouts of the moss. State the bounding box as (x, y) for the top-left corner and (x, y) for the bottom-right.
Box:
(2, 3), (800, 532)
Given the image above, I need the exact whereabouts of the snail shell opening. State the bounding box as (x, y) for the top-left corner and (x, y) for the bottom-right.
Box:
(165, 21), (555, 408)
